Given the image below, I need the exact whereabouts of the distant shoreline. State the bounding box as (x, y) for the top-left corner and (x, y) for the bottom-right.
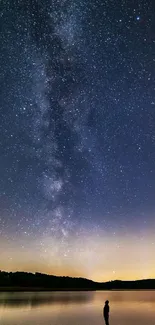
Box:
(0, 287), (155, 292)
(0, 287), (95, 292)
(1, 271), (155, 291)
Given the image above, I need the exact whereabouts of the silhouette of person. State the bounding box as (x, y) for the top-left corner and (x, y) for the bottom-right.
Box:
(103, 300), (110, 325)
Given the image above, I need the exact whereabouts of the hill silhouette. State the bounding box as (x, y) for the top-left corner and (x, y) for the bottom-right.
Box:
(0, 271), (155, 291)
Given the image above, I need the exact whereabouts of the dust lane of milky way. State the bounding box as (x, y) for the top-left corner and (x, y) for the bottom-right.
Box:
(0, 0), (155, 281)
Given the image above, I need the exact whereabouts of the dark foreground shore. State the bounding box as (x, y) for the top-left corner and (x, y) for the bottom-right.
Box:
(0, 287), (96, 292)
(0, 287), (155, 292)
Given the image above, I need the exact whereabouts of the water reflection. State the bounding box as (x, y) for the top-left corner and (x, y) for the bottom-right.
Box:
(0, 291), (94, 308)
(0, 291), (155, 325)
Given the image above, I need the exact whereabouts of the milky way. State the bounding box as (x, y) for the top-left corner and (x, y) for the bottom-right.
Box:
(0, 0), (155, 281)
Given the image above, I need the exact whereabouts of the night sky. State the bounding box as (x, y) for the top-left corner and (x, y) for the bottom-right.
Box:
(0, 0), (155, 281)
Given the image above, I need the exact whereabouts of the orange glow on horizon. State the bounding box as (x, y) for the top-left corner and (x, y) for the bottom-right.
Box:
(1, 227), (155, 282)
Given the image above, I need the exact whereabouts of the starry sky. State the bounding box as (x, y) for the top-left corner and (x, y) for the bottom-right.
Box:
(0, 0), (155, 282)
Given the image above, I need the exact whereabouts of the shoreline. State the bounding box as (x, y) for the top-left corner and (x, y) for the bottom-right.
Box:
(0, 287), (155, 292)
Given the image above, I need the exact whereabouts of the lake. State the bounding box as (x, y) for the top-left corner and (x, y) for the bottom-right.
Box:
(0, 290), (155, 325)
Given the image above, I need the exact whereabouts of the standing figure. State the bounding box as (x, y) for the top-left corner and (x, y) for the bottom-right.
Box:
(103, 300), (110, 325)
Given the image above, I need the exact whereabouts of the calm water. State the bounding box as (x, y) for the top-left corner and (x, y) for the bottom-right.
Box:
(0, 290), (155, 325)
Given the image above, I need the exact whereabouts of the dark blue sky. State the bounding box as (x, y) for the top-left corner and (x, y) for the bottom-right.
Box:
(0, 0), (155, 280)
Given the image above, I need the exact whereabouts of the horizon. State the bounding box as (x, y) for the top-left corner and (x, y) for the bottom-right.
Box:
(1, 226), (155, 281)
(1, 228), (155, 282)
(1, 269), (155, 283)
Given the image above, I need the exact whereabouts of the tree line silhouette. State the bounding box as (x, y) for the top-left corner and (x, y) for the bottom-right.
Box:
(0, 271), (155, 290)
